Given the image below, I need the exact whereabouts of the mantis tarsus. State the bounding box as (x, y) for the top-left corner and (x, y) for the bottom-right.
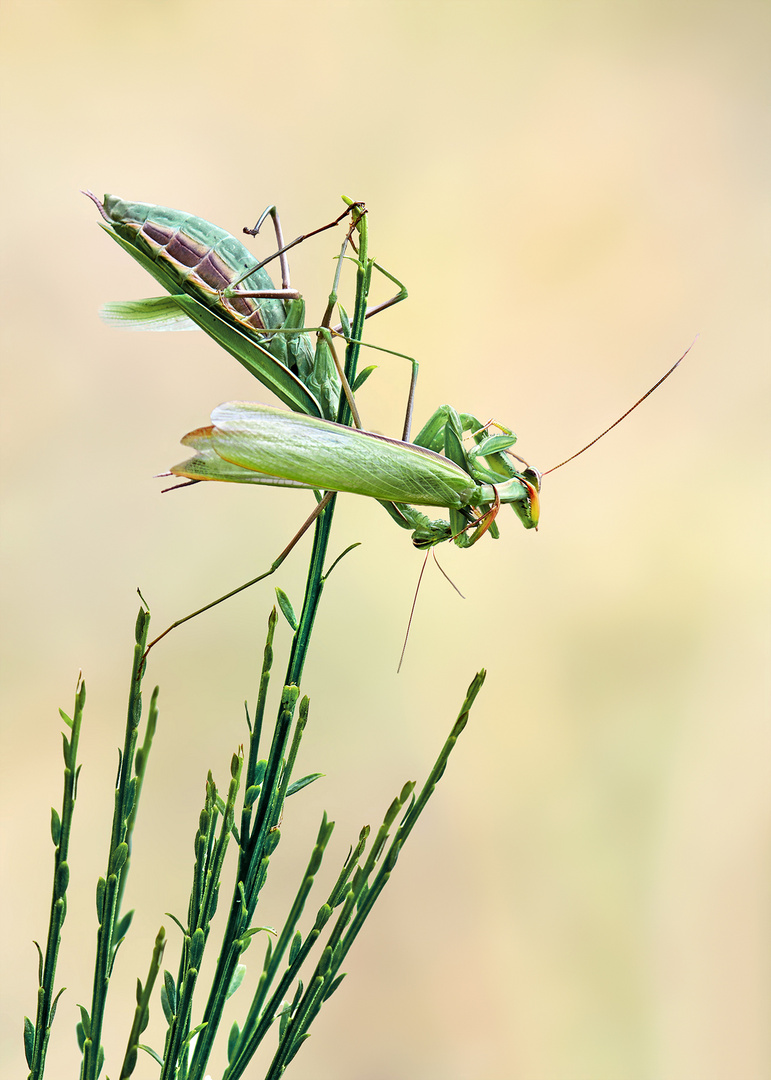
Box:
(90, 192), (689, 654)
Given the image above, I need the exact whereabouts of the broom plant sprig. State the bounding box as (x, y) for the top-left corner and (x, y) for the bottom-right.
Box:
(27, 193), (486, 1080)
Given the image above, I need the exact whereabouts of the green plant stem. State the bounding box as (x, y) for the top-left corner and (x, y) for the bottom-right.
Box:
(81, 607), (153, 1080)
(118, 926), (166, 1079)
(27, 678), (86, 1080)
(186, 210), (371, 1080)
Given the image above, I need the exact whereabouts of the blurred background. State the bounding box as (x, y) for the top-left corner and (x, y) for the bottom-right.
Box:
(1, 2), (767, 1077)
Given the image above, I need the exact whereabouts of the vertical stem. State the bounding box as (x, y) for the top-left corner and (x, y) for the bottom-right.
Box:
(283, 206), (370, 688)
(187, 207), (372, 1080)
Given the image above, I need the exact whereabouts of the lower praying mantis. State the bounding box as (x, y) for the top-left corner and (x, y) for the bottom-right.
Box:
(157, 349), (687, 653)
(90, 192), (689, 654)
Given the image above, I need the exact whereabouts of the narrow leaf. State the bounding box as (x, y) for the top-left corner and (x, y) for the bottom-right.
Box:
(163, 970), (177, 1015)
(323, 971), (347, 1001)
(352, 365), (377, 391)
(110, 841), (129, 875)
(78, 1004), (91, 1038)
(23, 1017), (34, 1067)
(50, 807), (62, 847)
(226, 963), (246, 1000)
(227, 1020), (240, 1063)
(286, 773), (324, 798)
(274, 588), (298, 631)
(284, 1032), (311, 1065)
(114, 909), (135, 943)
(137, 1043), (164, 1067)
(244, 784), (261, 809)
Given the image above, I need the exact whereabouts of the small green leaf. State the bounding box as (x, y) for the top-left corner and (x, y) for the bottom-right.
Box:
(284, 1032), (311, 1065)
(160, 987), (172, 1025)
(320, 946), (334, 977)
(23, 1016), (34, 1067)
(50, 807), (62, 847)
(165, 912), (186, 937)
(189, 927), (205, 969)
(338, 303), (352, 338)
(286, 773), (324, 798)
(323, 972), (347, 1001)
(352, 365), (377, 391)
(181, 1020), (207, 1050)
(33, 940), (43, 984)
(49, 986), (66, 1025)
(243, 784), (261, 809)
(110, 842), (129, 875)
(161, 971), (176, 1023)
(114, 909), (134, 944)
(138, 1043), (164, 1067)
(163, 969), (177, 1013)
(323, 542), (361, 581)
(274, 588), (298, 631)
(95, 878), (106, 920)
(226, 963), (246, 1000)
(59, 706), (73, 729)
(289, 930), (302, 965)
(76, 1021), (86, 1052)
(227, 1020), (241, 1063)
(124, 776), (137, 818)
(240, 925), (275, 951)
(55, 861), (70, 898)
(277, 1001), (291, 1041)
(78, 1004), (91, 1039)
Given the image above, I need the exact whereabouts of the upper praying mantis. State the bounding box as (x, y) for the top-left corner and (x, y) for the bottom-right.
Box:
(87, 191), (688, 648)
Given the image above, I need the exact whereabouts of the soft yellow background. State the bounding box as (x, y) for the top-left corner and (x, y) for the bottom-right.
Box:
(1, 2), (767, 1078)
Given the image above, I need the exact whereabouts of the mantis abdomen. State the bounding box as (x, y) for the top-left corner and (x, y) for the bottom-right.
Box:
(88, 194), (286, 335)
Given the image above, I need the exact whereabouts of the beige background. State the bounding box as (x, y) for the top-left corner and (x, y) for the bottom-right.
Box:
(1, 2), (768, 1078)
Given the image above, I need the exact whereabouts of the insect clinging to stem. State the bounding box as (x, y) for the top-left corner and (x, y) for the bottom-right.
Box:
(89, 191), (691, 655)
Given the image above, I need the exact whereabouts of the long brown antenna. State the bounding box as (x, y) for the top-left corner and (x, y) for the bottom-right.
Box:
(397, 550), (431, 673)
(543, 340), (695, 476)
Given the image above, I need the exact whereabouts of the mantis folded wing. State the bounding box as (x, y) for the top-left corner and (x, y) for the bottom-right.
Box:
(171, 402), (541, 549)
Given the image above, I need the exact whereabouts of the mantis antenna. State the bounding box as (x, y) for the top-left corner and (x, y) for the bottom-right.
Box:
(542, 340), (695, 476)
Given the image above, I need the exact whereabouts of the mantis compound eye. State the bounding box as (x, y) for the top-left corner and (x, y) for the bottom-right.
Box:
(522, 467), (542, 492)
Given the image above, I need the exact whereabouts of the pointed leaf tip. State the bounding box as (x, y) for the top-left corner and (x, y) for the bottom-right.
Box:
(274, 587), (298, 631)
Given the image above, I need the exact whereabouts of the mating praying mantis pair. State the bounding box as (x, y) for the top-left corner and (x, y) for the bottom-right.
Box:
(86, 191), (688, 653)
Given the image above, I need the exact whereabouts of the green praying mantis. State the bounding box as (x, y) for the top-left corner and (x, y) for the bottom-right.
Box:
(88, 191), (688, 648)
